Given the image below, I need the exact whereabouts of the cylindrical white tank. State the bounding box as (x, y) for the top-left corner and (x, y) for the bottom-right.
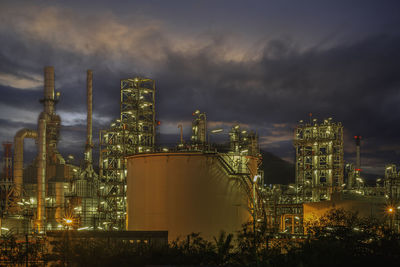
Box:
(126, 152), (253, 241)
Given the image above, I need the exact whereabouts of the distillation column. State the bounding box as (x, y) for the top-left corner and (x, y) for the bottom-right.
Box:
(36, 118), (46, 232)
(13, 129), (37, 199)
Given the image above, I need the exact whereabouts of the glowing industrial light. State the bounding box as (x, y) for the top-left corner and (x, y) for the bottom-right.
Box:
(78, 227), (89, 231)
(63, 218), (73, 225)
(211, 129), (223, 133)
(253, 175), (261, 182)
(388, 207), (394, 214)
(1, 227), (9, 231)
(100, 186), (104, 189)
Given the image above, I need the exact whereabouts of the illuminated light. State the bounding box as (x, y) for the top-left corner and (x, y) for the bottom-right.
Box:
(100, 186), (104, 189)
(253, 175), (261, 182)
(78, 227), (89, 231)
(210, 129), (223, 133)
(63, 218), (73, 224)
(388, 207), (394, 214)
(17, 202), (24, 205)
(1, 227), (9, 231)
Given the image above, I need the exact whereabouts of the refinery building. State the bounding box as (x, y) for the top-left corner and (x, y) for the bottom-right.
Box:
(0, 67), (399, 241)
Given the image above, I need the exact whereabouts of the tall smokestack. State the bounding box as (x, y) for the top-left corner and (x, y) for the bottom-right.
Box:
(85, 70), (93, 165)
(354, 135), (361, 172)
(43, 66), (55, 115)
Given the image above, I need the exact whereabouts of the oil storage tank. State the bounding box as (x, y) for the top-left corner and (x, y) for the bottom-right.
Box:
(126, 152), (253, 241)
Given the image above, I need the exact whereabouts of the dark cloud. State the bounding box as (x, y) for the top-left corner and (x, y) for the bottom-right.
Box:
(0, 1), (399, 176)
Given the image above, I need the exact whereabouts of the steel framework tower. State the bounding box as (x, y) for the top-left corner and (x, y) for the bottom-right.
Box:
(99, 77), (156, 230)
(294, 118), (344, 202)
(0, 143), (13, 214)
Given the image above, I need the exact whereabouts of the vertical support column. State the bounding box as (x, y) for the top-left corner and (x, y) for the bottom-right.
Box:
(37, 118), (46, 232)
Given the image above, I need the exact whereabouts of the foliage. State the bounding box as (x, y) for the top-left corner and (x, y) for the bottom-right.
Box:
(3, 209), (400, 266)
(0, 231), (48, 266)
(276, 208), (400, 266)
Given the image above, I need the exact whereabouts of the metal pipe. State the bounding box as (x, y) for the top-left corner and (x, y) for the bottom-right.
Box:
(43, 66), (55, 115)
(13, 129), (37, 198)
(85, 70), (93, 164)
(37, 118), (46, 232)
(55, 182), (64, 223)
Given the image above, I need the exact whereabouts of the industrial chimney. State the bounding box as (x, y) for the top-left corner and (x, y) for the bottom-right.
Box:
(354, 135), (361, 172)
(43, 66), (55, 115)
(85, 70), (93, 166)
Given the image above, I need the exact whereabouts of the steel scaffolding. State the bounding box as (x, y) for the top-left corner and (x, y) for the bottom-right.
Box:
(294, 118), (344, 202)
(99, 78), (156, 230)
